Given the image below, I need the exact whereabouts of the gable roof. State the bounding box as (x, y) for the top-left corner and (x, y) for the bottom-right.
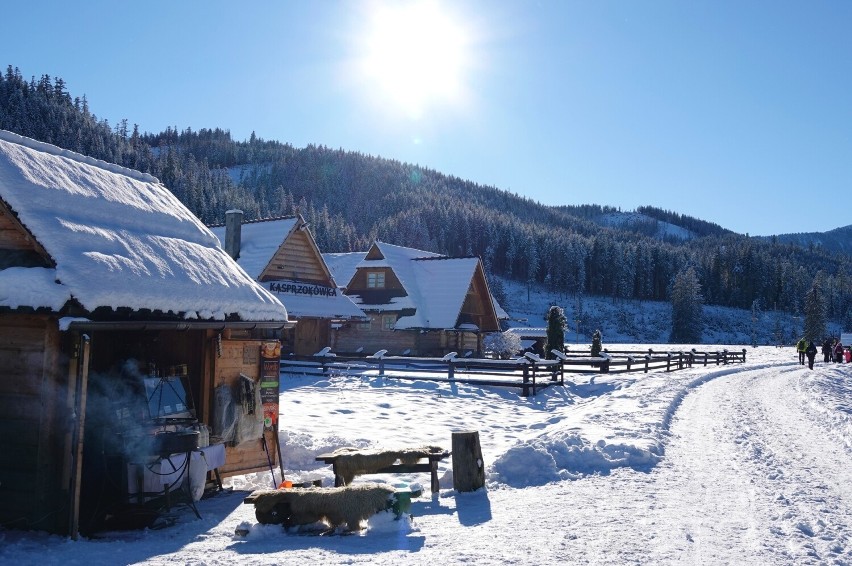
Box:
(0, 130), (288, 322)
(209, 216), (364, 320)
(323, 251), (367, 290)
(337, 241), (499, 331)
(209, 217), (299, 282)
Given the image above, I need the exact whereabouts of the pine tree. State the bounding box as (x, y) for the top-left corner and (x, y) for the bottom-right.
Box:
(669, 267), (703, 343)
(803, 276), (826, 342)
(591, 329), (602, 357)
(545, 305), (567, 359)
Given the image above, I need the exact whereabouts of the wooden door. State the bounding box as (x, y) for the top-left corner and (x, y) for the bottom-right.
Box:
(294, 319), (328, 356)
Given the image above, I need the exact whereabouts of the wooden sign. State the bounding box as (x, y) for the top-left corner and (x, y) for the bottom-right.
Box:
(259, 341), (281, 428)
(267, 282), (337, 297)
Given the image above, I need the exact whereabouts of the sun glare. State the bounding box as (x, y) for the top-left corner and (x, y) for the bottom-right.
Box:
(357, 1), (471, 119)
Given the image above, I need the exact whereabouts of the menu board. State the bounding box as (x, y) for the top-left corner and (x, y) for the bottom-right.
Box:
(259, 341), (281, 428)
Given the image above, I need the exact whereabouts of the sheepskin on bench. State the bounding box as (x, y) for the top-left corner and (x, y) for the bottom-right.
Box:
(329, 446), (444, 485)
(248, 484), (396, 530)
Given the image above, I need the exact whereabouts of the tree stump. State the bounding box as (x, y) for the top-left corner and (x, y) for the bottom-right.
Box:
(452, 431), (485, 492)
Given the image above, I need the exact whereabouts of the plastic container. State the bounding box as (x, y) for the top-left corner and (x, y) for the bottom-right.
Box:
(195, 424), (210, 448)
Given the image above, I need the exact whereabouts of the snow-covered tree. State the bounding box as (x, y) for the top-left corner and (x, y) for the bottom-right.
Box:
(670, 267), (703, 343)
(591, 329), (603, 357)
(484, 331), (522, 360)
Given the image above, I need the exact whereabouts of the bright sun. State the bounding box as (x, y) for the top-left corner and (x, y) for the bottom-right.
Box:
(357, 1), (470, 119)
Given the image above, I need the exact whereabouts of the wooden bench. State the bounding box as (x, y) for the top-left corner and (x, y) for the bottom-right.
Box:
(315, 448), (449, 494)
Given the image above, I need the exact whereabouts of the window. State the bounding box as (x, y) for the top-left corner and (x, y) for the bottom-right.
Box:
(367, 271), (385, 288)
(357, 318), (372, 331)
(382, 315), (396, 331)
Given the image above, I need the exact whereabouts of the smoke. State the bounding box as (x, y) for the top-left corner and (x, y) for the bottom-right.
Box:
(84, 359), (157, 463)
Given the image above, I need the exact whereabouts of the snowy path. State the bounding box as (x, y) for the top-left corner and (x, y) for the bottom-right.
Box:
(614, 363), (852, 564)
(500, 362), (852, 565)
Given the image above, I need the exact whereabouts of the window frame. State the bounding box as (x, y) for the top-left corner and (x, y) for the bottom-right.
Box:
(367, 271), (385, 289)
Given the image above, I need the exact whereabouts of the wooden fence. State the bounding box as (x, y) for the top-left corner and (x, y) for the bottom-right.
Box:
(280, 348), (747, 397)
(583, 348), (747, 375)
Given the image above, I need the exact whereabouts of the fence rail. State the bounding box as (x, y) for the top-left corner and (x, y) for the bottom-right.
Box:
(280, 347), (747, 396)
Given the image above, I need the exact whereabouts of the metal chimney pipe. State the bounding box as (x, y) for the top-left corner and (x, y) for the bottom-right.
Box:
(224, 209), (243, 260)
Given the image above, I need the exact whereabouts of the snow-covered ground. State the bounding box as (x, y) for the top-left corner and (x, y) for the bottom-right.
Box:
(2, 345), (851, 565)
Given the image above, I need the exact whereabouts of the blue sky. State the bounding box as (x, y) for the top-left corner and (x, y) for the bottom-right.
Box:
(2, 1), (851, 236)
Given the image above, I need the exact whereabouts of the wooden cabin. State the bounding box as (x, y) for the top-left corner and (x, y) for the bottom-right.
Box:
(209, 212), (365, 356)
(0, 131), (292, 537)
(324, 241), (501, 357)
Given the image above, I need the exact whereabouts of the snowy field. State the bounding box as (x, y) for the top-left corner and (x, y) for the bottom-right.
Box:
(2, 344), (851, 565)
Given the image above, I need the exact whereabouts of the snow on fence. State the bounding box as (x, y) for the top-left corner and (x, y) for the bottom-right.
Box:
(280, 351), (563, 396)
(598, 348), (747, 374)
(279, 348), (747, 396)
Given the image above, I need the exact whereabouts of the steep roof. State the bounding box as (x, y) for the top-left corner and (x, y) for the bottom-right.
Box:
(0, 130), (288, 322)
(209, 216), (364, 320)
(209, 217), (299, 282)
(337, 241), (499, 331)
(397, 256), (481, 329)
(323, 251), (367, 289)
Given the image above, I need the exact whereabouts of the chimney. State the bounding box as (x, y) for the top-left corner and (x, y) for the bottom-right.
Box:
(224, 209), (243, 260)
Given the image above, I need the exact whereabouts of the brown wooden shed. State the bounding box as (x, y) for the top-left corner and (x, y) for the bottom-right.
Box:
(0, 131), (292, 537)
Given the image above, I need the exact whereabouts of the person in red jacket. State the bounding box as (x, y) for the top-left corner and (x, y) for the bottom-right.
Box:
(834, 340), (844, 363)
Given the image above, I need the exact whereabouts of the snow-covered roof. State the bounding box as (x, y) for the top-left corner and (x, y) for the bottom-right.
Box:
(209, 218), (298, 280)
(209, 217), (364, 320)
(0, 130), (288, 321)
(505, 327), (548, 338)
(338, 241), (496, 331)
(323, 251), (367, 288)
(260, 279), (366, 320)
(394, 256), (480, 329)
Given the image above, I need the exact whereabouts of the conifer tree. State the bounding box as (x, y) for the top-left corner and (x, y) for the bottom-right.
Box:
(670, 267), (704, 343)
(803, 277), (826, 342)
(545, 305), (567, 359)
(591, 329), (602, 357)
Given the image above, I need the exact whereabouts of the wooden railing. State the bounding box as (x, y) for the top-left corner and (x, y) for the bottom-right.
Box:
(280, 347), (747, 396)
(280, 351), (563, 396)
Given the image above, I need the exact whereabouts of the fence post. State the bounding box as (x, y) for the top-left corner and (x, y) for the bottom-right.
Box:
(723, 349), (729, 365)
(644, 355), (650, 373)
(522, 363), (530, 397)
(627, 356), (632, 372)
(532, 363), (537, 396)
(742, 348), (747, 363)
(448, 360), (455, 380)
(666, 353), (672, 372)
(379, 358), (385, 376)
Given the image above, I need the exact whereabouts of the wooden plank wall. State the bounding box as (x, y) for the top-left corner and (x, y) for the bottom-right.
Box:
(260, 230), (329, 284)
(0, 201), (38, 252)
(213, 338), (278, 477)
(0, 314), (66, 533)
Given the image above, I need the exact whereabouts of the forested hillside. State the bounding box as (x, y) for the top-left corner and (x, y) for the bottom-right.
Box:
(1, 66), (850, 327)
